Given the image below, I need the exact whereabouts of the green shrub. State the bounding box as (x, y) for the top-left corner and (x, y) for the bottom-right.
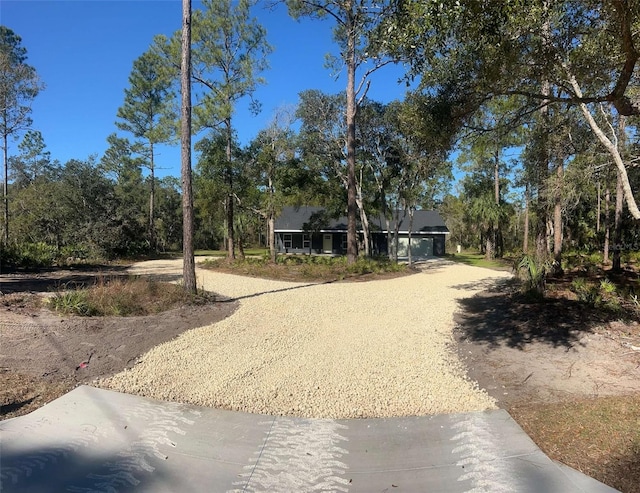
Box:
(586, 251), (604, 265)
(570, 277), (624, 313)
(0, 242), (107, 270)
(59, 244), (89, 262)
(2, 242), (57, 269)
(626, 250), (640, 264)
(515, 254), (549, 298)
(49, 291), (97, 316)
(570, 277), (588, 296)
(201, 253), (407, 281)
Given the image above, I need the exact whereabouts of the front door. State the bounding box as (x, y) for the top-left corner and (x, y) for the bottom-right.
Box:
(323, 234), (332, 254)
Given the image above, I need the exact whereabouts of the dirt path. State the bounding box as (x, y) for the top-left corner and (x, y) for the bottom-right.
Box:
(0, 264), (237, 419)
(454, 286), (640, 409)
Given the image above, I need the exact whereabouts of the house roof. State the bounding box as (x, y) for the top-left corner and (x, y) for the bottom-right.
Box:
(274, 206), (449, 234)
(274, 206), (348, 232)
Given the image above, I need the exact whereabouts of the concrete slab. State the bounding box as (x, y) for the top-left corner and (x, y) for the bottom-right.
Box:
(0, 386), (619, 492)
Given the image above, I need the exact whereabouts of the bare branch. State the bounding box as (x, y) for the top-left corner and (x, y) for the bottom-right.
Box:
(599, 103), (618, 149)
(296, 0), (346, 27)
(565, 66), (640, 219)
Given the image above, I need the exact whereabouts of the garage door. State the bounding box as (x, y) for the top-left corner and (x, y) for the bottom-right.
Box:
(397, 237), (433, 258)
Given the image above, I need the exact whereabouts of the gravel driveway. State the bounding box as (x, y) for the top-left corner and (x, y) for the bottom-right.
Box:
(101, 259), (512, 418)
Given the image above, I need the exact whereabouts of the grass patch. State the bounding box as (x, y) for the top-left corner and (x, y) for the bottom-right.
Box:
(194, 248), (268, 257)
(199, 255), (409, 282)
(447, 252), (513, 271)
(511, 395), (640, 493)
(49, 276), (212, 317)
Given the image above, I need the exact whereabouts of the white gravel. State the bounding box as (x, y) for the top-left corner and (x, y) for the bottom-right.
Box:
(100, 259), (512, 418)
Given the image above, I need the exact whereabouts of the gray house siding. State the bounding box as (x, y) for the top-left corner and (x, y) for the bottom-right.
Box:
(372, 233), (446, 257)
(276, 232), (347, 255)
(274, 207), (449, 257)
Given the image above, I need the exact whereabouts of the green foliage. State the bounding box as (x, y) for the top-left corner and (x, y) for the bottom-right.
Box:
(201, 254), (407, 281)
(9, 130), (54, 187)
(8, 152), (183, 259)
(48, 277), (206, 317)
(1, 242), (56, 268)
(515, 254), (549, 298)
(570, 277), (623, 313)
(346, 257), (405, 275)
(449, 251), (511, 270)
(49, 291), (97, 316)
(152, 0), (272, 133)
(0, 26), (43, 141)
(116, 50), (176, 143)
(0, 242), (102, 270)
(1, 25), (44, 244)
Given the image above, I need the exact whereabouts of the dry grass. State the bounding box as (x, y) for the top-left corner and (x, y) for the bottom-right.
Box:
(0, 369), (74, 418)
(511, 395), (640, 493)
(200, 256), (410, 282)
(0, 292), (42, 310)
(48, 277), (212, 316)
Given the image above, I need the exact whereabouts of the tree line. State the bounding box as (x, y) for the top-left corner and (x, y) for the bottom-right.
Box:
(1, 0), (639, 271)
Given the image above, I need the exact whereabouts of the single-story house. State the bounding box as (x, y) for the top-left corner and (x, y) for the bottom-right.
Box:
(274, 206), (450, 257)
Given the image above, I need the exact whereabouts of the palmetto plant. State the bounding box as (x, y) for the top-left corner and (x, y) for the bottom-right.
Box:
(516, 254), (550, 297)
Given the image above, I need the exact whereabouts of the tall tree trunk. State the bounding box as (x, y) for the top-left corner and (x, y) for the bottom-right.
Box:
(485, 231), (494, 260)
(536, 1), (551, 262)
(407, 208), (414, 266)
(523, 183), (529, 253)
(385, 216), (393, 261)
(596, 180), (601, 233)
(268, 215), (276, 262)
(493, 147), (502, 258)
(225, 118), (235, 260)
(392, 209), (400, 262)
(603, 185), (610, 264)
(356, 200), (370, 257)
(345, 2), (358, 264)
(535, 91), (551, 261)
(613, 168), (623, 271)
(2, 132), (8, 246)
(267, 161), (276, 263)
(226, 195), (234, 259)
(236, 236), (245, 260)
(149, 141), (156, 251)
(613, 115), (626, 272)
(181, 0), (196, 294)
(535, 216), (548, 261)
(355, 176), (370, 257)
(553, 161), (564, 273)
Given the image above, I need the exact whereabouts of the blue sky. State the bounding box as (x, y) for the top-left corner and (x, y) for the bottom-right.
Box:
(1, 0), (412, 179)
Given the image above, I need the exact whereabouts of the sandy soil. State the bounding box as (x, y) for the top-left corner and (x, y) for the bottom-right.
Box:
(454, 284), (640, 409)
(0, 264), (237, 419)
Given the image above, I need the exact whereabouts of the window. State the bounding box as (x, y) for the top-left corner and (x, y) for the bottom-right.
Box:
(283, 234), (292, 249)
(303, 234), (310, 249)
(341, 234), (347, 250)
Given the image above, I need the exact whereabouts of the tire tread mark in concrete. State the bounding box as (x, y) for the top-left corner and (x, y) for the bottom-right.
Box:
(451, 414), (522, 493)
(64, 400), (198, 493)
(0, 422), (107, 488)
(229, 417), (350, 493)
